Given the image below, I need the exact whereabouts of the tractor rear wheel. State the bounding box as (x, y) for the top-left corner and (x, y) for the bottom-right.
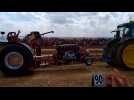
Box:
(116, 40), (134, 69)
(105, 47), (116, 66)
(0, 44), (34, 76)
(104, 40), (119, 67)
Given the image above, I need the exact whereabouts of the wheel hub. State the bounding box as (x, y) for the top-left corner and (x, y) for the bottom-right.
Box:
(122, 44), (134, 68)
(4, 52), (24, 70)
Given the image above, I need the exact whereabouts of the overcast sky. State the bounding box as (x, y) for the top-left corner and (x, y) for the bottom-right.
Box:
(0, 12), (134, 38)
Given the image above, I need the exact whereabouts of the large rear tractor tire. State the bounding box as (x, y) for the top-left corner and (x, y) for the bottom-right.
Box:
(105, 47), (116, 66)
(0, 44), (34, 76)
(103, 40), (119, 67)
(116, 40), (134, 70)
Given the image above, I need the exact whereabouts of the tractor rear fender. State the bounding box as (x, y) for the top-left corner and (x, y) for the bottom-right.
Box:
(117, 38), (134, 45)
(20, 43), (34, 54)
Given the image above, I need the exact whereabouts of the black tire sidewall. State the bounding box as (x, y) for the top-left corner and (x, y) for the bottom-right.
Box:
(0, 44), (34, 75)
(104, 40), (119, 67)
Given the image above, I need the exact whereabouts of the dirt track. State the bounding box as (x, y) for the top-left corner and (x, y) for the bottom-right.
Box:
(0, 62), (134, 87)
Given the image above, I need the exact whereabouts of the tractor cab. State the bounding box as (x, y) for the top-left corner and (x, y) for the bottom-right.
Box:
(112, 21), (134, 40)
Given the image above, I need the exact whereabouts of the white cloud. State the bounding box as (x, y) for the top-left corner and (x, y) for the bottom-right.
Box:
(0, 12), (134, 37)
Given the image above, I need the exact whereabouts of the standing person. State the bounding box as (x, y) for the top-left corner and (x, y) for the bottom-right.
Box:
(33, 32), (43, 56)
(30, 32), (43, 67)
(36, 37), (42, 56)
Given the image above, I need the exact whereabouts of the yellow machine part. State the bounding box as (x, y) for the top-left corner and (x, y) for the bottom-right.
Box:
(122, 44), (134, 68)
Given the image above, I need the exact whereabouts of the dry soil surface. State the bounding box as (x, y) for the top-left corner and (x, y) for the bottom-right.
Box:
(0, 62), (134, 87)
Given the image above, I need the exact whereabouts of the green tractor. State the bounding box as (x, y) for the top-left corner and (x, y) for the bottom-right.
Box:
(103, 21), (134, 69)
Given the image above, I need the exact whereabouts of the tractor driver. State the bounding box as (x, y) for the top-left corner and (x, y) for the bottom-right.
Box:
(31, 31), (43, 56)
